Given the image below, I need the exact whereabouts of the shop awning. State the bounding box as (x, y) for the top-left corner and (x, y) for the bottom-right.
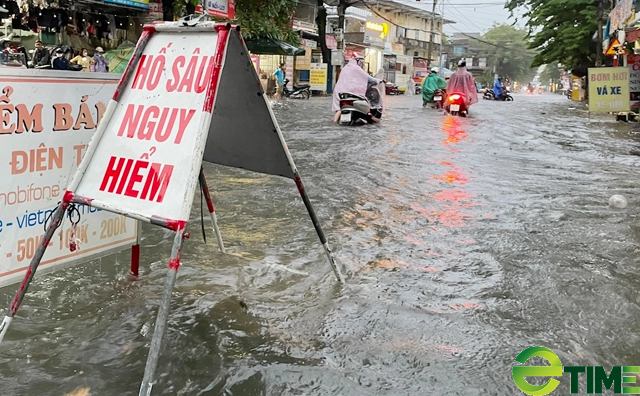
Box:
(245, 37), (306, 56)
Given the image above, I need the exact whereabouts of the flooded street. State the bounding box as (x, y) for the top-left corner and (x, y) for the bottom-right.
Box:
(3, 92), (640, 395)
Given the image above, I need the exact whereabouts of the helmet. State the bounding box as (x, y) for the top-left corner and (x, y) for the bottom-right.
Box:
(431, 67), (439, 73)
(458, 59), (466, 67)
(352, 51), (364, 60)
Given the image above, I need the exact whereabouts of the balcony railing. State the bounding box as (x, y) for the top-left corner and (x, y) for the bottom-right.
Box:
(397, 36), (440, 51)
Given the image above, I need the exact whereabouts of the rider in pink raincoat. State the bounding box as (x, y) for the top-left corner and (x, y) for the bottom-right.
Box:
(446, 60), (479, 109)
(332, 53), (383, 122)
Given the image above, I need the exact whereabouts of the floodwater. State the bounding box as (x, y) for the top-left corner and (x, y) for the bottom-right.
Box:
(3, 92), (640, 395)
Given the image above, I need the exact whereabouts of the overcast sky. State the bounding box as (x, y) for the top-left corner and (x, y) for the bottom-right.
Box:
(392, 0), (528, 36)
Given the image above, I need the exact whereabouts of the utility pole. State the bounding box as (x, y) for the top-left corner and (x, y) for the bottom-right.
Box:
(596, 0), (604, 66)
(426, 0), (438, 66)
(336, 0), (349, 65)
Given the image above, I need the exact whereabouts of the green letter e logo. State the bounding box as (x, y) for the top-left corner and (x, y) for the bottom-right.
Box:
(512, 346), (562, 396)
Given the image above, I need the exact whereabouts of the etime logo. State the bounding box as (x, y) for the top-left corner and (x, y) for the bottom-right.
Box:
(513, 346), (640, 395)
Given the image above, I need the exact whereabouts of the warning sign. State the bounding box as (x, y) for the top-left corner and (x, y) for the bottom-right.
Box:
(605, 38), (625, 56)
(71, 30), (223, 223)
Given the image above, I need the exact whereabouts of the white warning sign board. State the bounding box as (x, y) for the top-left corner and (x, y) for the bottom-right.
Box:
(71, 28), (223, 223)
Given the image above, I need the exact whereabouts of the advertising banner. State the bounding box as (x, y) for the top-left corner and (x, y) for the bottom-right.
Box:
(145, 2), (163, 24)
(104, 0), (149, 9)
(628, 55), (640, 112)
(588, 67), (630, 113)
(206, 0), (235, 19)
(0, 71), (137, 288)
(310, 63), (328, 91)
(296, 48), (312, 71)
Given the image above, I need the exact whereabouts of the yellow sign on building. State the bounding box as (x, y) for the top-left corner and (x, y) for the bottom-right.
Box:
(588, 67), (630, 113)
(310, 63), (328, 91)
(365, 21), (388, 39)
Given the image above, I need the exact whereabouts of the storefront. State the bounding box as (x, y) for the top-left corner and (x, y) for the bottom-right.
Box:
(0, 0), (149, 53)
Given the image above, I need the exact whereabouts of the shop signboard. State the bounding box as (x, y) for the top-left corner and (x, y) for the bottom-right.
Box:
(286, 56), (294, 87)
(206, 0), (235, 19)
(296, 48), (312, 71)
(145, 2), (163, 24)
(104, 0), (149, 8)
(310, 63), (328, 91)
(588, 67), (630, 112)
(0, 70), (138, 288)
(326, 35), (337, 50)
(301, 39), (317, 50)
(628, 55), (640, 112)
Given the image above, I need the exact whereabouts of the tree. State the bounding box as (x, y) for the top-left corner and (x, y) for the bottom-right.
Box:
(505, 0), (610, 69)
(479, 24), (536, 82)
(164, 0), (300, 44)
(234, 0), (299, 43)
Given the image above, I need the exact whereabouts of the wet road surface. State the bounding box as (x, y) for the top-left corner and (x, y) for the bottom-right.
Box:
(2, 92), (640, 395)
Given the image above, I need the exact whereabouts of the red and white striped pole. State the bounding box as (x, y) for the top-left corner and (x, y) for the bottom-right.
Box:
(199, 168), (225, 253)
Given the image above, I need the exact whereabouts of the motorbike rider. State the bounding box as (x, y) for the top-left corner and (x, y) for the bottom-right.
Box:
(493, 77), (506, 100)
(333, 53), (384, 123)
(421, 67), (447, 107)
(527, 83), (534, 94)
(447, 60), (479, 114)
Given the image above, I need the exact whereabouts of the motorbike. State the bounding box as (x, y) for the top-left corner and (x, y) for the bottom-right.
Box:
(429, 89), (446, 110)
(338, 83), (383, 126)
(483, 90), (495, 100)
(385, 82), (404, 95)
(445, 92), (469, 117)
(495, 90), (514, 101)
(283, 78), (311, 99)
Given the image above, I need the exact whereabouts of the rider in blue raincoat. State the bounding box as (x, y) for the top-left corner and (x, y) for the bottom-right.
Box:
(493, 77), (504, 99)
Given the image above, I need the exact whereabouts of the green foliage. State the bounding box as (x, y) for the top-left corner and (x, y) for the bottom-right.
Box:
(168, 0), (300, 45)
(506, 0), (605, 68)
(234, 0), (300, 44)
(480, 24), (536, 82)
(540, 64), (562, 83)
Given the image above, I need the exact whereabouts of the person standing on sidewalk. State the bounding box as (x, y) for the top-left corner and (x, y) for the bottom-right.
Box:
(273, 62), (286, 100)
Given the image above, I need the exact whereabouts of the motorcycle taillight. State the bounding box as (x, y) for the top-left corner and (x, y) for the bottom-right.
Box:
(448, 94), (462, 103)
(340, 100), (354, 106)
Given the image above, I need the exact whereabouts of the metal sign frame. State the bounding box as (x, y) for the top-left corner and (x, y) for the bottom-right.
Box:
(0, 18), (344, 396)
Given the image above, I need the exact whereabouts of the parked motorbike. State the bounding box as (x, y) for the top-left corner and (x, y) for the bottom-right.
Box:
(445, 92), (468, 117)
(338, 83), (384, 126)
(283, 79), (311, 99)
(385, 82), (404, 95)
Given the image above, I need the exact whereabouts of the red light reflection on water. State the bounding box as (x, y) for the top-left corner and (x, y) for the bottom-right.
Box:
(434, 190), (471, 202)
(441, 116), (468, 146)
(432, 170), (469, 185)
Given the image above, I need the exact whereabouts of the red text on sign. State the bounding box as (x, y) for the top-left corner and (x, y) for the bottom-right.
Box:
(131, 54), (214, 93)
(116, 104), (195, 144)
(99, 156), (173, 202)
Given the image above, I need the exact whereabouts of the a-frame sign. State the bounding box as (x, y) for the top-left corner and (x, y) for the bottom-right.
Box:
(0, 18), (344, 395)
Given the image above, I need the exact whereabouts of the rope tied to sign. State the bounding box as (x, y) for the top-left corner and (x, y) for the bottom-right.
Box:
(43, 202), (82, 252)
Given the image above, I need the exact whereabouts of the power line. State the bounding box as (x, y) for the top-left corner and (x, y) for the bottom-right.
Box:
(443, 0), (486, 32)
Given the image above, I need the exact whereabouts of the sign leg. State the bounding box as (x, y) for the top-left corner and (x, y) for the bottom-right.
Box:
(131, 221), (143, 277)
(138, 228), (185, 396)
(0, 204), (66, 343)
(198, 168), (225, 253)
(293, 173), (345, 284)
